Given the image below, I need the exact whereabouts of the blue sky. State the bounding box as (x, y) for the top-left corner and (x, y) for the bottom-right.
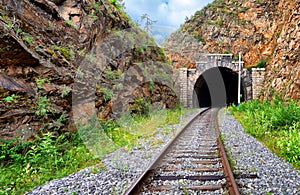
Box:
(123, 0), (214, 43)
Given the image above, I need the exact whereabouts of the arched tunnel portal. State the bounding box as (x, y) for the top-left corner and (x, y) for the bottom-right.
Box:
(194, 67), (245, 107)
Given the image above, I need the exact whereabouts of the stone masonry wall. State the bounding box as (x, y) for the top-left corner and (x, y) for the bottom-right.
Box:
(252, 68), (266, 99)
(179, 68), (188, 107)
(178, 55), (258, 108)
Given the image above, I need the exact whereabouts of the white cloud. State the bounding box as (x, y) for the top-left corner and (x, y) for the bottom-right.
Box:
(124, 0), (213, 28)
(169, 0), (195, 10)
(163, 0), (213, 27)
(123, 0), (213, 42)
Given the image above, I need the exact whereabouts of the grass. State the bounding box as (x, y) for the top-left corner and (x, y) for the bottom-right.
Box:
(0, 132), (101, 195)
(0, 106), (186, 194)
(229, 97), (300, 169)
(103, 106), (185, 149)
(247, 59), (267, 70)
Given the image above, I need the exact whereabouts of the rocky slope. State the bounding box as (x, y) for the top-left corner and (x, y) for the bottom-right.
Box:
(0, 0), (177, 140)
(164, 0), (300, 100)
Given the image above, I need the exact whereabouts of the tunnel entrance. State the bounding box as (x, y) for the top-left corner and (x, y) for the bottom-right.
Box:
(194, 67), (244, 107)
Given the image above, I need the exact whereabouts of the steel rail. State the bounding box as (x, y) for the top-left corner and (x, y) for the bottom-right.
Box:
(124, 107), (240, 195)
(214, 108), (240, 195)
(124, 108), (210, 195)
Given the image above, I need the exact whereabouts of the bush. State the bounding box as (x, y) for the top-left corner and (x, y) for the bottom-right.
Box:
(0, 106), (185, 193)
(256, 59), (266, 68)
(229, 97), (300, 169)
(0, 132), (101, 194)
(99, 87), (114, 102)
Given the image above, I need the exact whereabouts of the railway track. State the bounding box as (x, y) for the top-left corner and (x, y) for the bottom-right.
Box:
(125, 108), (240, 195)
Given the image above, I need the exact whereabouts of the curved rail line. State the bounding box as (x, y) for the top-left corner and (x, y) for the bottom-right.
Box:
(124, 108), (240, 195)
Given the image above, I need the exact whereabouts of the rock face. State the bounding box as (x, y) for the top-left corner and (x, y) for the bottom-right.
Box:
(0, 0), (177, 140)
(164, 0), (300, 100)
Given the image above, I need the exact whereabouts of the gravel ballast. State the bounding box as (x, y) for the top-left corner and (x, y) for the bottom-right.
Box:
(218, 108), (300, 194)
(26, 109), (204, 195)
(26, 108), (300, 194)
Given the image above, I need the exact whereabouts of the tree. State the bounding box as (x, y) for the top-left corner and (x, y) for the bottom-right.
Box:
(109, 0), (125, 10)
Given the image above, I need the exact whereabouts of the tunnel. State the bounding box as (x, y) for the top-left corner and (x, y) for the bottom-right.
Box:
(194, 67), (245, 107)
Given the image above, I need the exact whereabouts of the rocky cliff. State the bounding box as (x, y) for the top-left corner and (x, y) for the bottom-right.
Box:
(164, 0), (300, 100)
(0, 0), (177, 140)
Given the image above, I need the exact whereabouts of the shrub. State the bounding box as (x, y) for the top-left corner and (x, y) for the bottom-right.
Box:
(35, 96), (54, 119)
(229, 97), (300, 169)
(22, 34), (34, 45)
(256, 59), (266, 68)
(2, 94), (20, 103)
(0, 132), (100, 194)
(99, 87), (114, 102)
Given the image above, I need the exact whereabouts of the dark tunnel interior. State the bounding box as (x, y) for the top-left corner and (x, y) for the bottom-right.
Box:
(194, 67), (244, 107)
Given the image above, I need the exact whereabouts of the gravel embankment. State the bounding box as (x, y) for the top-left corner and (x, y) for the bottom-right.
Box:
(26, 108), (300, 195)
(26, 109), (203, 195)
(218, 108), (300, 194)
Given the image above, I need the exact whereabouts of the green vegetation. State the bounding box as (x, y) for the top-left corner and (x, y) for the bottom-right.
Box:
(0, 132), (101, 195)
(5, 23), (13, 29)
(105, 0), (132, 24)
(221, 9), (237, 16)
(256, 59), (266, 68)
(191, 32), (206, 45)
(99, 87), (114, 102)
(35, 78), (50, 89)
(22, 34), (34, 45)
(157, 47), (167, 61)
(2, 94), (20, 103)
(16, 28), (22, 36)
(72, 106), (184, 158)
(35, 96), (54, 119)
(216, 19), (223, 26)
(103, 68), (121, 81)
(223, 50), (230, 54)
(51, 45), (75, 61)
(238, 7), (250, 13)
(61, 86), (70, 97)
(233, 55), (239, 61)
(149, 81), (155, 92)
(130, 97), (151, 115)
(229, 98), (300, 169)
(206, 18), (223, 26)
(134, 45), (146, 55)
(246, 59), (267, 70)
(64, 20), (77, 29)
(113, 106), (183, 143)
(108, 0), (124, 10)
(236, 19), (247, 25)
(0, 106), (185, 194)
(90, 1), (101, 9)
(195, 9), (205, 16)
(207, 0), (225, 10)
